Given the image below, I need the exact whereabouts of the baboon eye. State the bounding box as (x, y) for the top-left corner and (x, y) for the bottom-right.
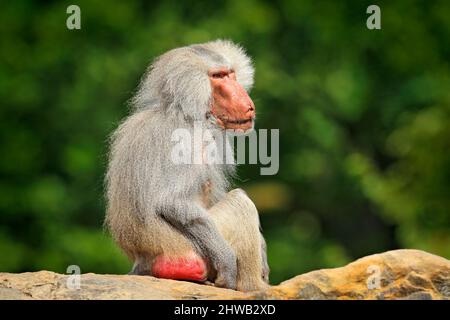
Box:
(212, 71), (228, 79)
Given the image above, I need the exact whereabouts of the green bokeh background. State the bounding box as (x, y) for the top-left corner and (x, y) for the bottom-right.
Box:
(1, 0), (449, 284)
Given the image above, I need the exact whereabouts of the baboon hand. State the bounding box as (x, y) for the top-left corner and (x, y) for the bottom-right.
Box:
(214, 254), (237, 290)
(215, 269), (237, 290)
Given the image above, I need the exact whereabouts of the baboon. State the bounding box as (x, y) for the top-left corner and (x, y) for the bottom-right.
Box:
(105, 40), (269, 291)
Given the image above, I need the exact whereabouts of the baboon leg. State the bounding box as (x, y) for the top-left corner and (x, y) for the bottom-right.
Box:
(108, 210), (196, 279)
(208, 189), (269, 291)
(128, 254), (152, 275)
(118, 189), (268, 291)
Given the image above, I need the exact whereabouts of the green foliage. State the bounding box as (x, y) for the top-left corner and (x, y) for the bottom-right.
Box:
(0, 0), (449, 284)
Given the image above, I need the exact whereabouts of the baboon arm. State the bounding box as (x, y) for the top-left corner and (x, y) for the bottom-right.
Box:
(158, 199), (237, 289)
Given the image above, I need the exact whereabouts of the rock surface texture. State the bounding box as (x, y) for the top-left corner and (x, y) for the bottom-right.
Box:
(1, 249), (449, 300)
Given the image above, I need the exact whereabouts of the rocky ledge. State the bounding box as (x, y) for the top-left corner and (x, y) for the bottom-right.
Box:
(1, 249), (449, 300)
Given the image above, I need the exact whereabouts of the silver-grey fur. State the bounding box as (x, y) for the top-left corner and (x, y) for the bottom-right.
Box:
(105, 40), (268, 291)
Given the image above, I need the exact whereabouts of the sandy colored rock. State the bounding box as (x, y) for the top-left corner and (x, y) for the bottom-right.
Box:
(262, 249), (450, 300)
(0, 249), (449, 300)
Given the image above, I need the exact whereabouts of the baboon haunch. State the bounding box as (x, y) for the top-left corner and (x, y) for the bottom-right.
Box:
(105, 40), (269, 291)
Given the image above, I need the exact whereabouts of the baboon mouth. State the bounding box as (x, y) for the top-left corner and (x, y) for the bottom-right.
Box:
(211, 114), (255, 129)
(224, 118), (253, 125)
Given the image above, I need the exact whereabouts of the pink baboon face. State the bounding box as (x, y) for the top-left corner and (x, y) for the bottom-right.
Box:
(209, 68), (255, 131)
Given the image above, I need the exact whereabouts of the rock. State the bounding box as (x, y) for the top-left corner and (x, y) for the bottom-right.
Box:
(261, 249), (450, 300)
(0, 249), (448, 300)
